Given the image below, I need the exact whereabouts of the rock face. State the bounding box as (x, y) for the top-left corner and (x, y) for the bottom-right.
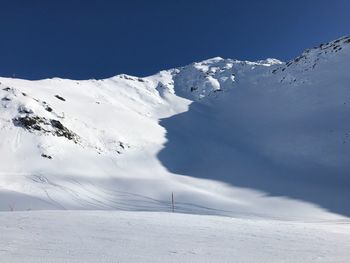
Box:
(13, 116), (79, 143)
(0, 36), (349, 219)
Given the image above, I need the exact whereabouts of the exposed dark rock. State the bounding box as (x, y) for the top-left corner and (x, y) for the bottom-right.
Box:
(120, 75), (134, 80)
(41, 154), (52, 159)
(294, 56), (303, 63)
(45, 106), (53, 112)
(55, 95), (66, 101)
(13, 115), (79, 143)
(49, 119), (77, 141)
(13, 116), (44, 131)
(50, 119), (64, 130)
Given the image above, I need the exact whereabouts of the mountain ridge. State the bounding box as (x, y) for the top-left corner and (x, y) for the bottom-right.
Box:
(0, 36), (349, 219)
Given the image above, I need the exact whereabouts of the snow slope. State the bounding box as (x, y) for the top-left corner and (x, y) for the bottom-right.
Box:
(1, 211), (349, 263)
(0, 36), (350, 220)
(159, 36), (350, 217)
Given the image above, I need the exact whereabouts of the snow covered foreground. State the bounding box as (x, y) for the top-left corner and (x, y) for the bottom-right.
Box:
(1, 210), (349, 263)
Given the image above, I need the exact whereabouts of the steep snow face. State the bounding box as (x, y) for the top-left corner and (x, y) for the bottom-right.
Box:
(170, 57), (283, 101)
(271, 36), (350, 85)
(0, 36), (349, 220)
(159, 36), (350, 217)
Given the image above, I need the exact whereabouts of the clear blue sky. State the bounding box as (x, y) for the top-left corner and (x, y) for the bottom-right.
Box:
(1, 0), (349, 80)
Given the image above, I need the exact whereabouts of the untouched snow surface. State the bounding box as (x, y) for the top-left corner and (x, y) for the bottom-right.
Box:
(0, 36), (350, 221)
(1, 211), (349, 263)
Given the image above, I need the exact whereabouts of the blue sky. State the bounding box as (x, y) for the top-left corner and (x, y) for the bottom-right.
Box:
(0, 0), (349, 80)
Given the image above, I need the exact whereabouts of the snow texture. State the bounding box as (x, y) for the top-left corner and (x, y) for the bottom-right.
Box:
(0, 211), (349, 263)
(0, 36), (350, 221)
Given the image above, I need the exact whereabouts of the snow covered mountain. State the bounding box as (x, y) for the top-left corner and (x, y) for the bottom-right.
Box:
(1, 36), (350, 220)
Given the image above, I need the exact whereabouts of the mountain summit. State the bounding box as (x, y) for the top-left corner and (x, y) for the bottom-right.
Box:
(0, 36), (349, 219)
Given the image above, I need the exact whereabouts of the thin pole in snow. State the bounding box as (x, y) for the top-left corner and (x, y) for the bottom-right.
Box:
(171, 192), (175, 213)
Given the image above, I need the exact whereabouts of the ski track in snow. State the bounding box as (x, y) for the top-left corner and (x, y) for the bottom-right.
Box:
(0, 211), (349, 263)
(0, 35), (350, 262)
(0, 36), (350, 221)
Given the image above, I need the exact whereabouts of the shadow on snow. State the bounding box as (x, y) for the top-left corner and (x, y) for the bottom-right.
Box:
(157, 89), (350, 217)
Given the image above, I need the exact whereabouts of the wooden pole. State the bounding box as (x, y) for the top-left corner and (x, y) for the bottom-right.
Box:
(171, 192), (174, 213)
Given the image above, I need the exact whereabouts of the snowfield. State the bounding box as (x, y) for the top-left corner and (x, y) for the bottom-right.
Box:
(1, 211), (349, 263)
(1, 36), (350, 262)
